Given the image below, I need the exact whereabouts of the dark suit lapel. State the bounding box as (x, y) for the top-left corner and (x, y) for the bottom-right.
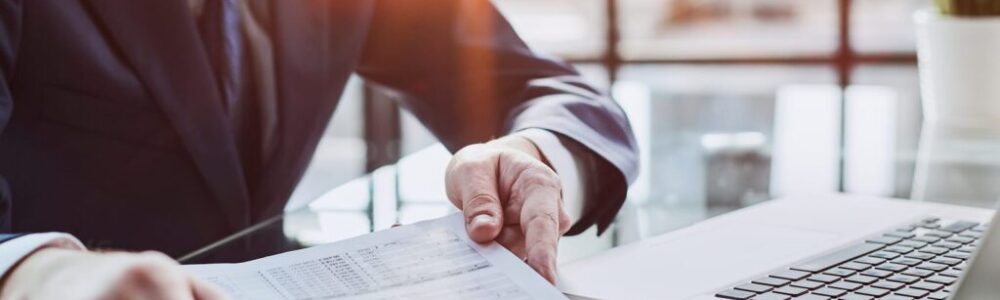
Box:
(84, 0), (250, 231)
(271, 0), (329, 152)
(252, 0), (329, 214)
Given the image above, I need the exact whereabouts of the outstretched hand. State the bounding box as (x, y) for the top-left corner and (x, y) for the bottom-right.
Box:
(445, 135), (572, 283)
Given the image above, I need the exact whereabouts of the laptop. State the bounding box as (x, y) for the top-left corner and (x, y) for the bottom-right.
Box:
(556, 194), (1000, 299)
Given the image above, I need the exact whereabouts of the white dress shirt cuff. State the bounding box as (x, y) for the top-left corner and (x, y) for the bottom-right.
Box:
(0, 233), (85, 280)
(514, 129), (585, 222)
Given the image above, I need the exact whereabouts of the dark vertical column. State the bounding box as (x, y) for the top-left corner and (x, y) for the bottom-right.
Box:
(604, 0), (622, 83)
(363, 84), (402, 230)
(836, 0), (854, 192)
(363, 85), (402, 172)
(605, 0), (622, 245)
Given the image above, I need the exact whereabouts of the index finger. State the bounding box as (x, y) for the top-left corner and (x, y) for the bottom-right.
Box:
(516, 169), (564, 283)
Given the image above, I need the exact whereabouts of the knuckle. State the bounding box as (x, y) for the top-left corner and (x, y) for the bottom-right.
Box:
(451, 144), (496, 166)
(453, 155), (493, 174)
(123, 263), (166, 286)
(466, 194), (501, 211)
(518, 167), (561, 191)
(528, 210), (560, 230)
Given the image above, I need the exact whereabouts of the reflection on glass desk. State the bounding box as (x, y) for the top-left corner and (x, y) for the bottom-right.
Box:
(178, 81), (1000, 270)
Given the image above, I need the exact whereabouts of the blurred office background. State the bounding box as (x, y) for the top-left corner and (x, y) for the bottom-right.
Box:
(273, 0), (951, 263)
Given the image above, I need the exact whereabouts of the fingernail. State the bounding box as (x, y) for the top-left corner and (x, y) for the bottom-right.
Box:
(471, 214), (495, 227)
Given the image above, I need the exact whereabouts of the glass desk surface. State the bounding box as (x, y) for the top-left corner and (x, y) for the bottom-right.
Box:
(178, 85), (1000, 267)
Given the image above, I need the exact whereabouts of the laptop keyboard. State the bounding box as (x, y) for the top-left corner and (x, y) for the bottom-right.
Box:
(715, 217), (988, 300)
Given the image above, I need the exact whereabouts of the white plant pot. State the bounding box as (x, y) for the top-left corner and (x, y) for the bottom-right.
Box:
(915, 9), (1000, 128)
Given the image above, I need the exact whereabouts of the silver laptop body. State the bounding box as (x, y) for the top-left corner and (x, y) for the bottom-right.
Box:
(951, 204), (1000, 299)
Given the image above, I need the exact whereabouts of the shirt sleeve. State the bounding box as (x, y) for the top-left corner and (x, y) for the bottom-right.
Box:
(0, 233), (85, 280)
(513, 128), (629, 236)
(513, 129), (585, 222)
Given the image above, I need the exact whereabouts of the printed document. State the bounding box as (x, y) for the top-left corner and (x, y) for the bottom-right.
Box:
(184, 213), (567, 300)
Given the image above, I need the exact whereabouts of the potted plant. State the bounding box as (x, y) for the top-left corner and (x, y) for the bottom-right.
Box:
(915, 0), (1000, 127)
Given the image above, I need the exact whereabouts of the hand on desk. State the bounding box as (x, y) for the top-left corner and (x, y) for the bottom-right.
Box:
(0, 248), (228, 300)
(445, 135), (572, 284)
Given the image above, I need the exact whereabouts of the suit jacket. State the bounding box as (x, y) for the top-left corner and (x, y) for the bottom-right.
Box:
(0, 0), (638, 261)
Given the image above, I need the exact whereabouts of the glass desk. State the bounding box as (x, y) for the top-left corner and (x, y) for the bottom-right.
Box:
(178, 84), (1000, 268)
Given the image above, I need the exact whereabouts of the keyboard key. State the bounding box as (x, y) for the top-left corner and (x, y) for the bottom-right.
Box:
(903, 252), (935, 260)
(931, 256), (962, 266)
(957, 245), (976, 253)
(791, 243), (883, 273)
(944, 251), (972, 259)
(771, 270), (811, 281)
(971, 224), (988, 232)
(790, 280), (823, 290)
(934, 241), (962, 249)
(920, 246), (949, 255)
(773, 286), (808, 296)
(845, 275), (878, 285)
(884, 231), (915, 239)
(837, 262), (869, 271)
(887, 274), (919, 284)
(921, 223), (941, 229)
(901, 268), (934, 278)
(896, 240), (927, 248)
(941, 221), (979, 233)
(946, 236), (975, 244)
(911, 281), (944, 291)
(855, 287), (890, 297)
(916, 262), (949, 272)
(939, 269), (963, 277)
(958, 231), (982, 238)
(792, 295), (827, 300)
(839, 294), (873, 300)
(869, 251), (900, 259)
(853, 257), (884, 265)
(928, 291), (951, 300)
(811, 287), (845, 297)
(859, 269), (891, 278)
(874, 263), (906, 272)
(828, 281), (861, 291)
(753, 277), (790, 287)
(821, 268), (854, 277)
(922, 217), (940, 223)
(925, 231), (953, 238)
(884, 246), (913, 254)
(716, 289), (756, 299)
(807, 274), (838, 284)
(881, 296), (911, 300)
(890, 257), (922, 266)
(751, 292), (790, 300)
(865, 236), (901, 245)
(955, 261), (968, 270)
(736, 283), (773, 293)
(913, 235), (941, 243)
(871, 280), (905, 290)
(895, 287), (929, 298)
(926, 275), (957, 285)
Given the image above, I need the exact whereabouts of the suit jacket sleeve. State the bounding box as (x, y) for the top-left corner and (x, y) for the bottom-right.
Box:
(356, 0), (638, 235)
(0, 2), (87, 282)
(1, 0), (21, 233)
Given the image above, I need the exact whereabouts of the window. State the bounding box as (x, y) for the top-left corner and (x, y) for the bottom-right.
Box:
(321, 0), (924, 239)
(619, 0), (838, 59)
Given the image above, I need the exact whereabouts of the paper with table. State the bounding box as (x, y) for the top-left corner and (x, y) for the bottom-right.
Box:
(183, 213), (567, 300)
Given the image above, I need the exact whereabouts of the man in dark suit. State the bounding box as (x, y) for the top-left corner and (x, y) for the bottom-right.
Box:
(0, 0), (637, 298)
